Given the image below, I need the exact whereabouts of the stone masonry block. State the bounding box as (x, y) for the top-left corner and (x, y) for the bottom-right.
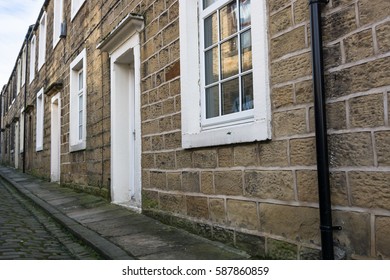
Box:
(209, 198), (226, 224)
(290, 137), (316, 166)
(344, 29), (374, 63)
(142, 190), (159, 210)
(376, 22), (390, 53)
(332, 210), (371, 257)
(273, 108), (307, 138)
(295, 79), (313, 104)
(227, 199), (259, 230)
(215, 170), (243, 196)
(218, 147), (234, 167)
(326, 57), (390, 99)
(328, 132), (374, 167)
(182, 171), (200, 193)
(271, 84), (294, 109)
(294, 0), (310, 24)
(166, 172), (181, 191)
(271, 26), (306, 60)
(271, 53), (312, 85)
(244, 170), (294, 201)
(349, 171), (390, 210)
(326, 101), (347, 130)
(269, 0), (290, 13)
(260, 204), (320, 245)
(375, 131), (390, 166)
(323, 5), (357, 43)
(176, 150), (192, 169)
(160, 193), (186, 215)
(200, 171), (214, 194)
(150, 171), (166, 190)
(376, 216), (390, 258)
(186, 196), (209, 220)
(349, 93), (384, 128)
(267, 239), (298, 260)
(259, 140), (289, 167)
(234, 144), (259, 167)
(269, 7), (293, 35)
(193, 149), (218, 168)
(359, 0), (390, 26)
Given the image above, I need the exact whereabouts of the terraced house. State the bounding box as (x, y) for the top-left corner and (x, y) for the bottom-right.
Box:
(1, 0), (390, 259)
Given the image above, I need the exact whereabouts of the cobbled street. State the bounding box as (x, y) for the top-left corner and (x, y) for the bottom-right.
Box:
(0, 178), (102, 260)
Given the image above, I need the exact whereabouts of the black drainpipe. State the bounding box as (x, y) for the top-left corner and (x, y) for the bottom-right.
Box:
(309, 0), (340, 260)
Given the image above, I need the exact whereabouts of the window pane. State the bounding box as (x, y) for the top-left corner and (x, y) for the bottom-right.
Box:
(204, 12), (218, 48)
(221, 37), (238, 79)
(239, 0), (251, 29)
(241, 73), (253, 111)
(220, 1), (238, 40)
(241, 30), (252, 72)
(222, 78), (239, 115)
(203, 0), (218, 9)
(78, 71), (83, 91)
(206, 86), (219, 118)
(78, 94), (83, 112)
(205, 47), (219, 85)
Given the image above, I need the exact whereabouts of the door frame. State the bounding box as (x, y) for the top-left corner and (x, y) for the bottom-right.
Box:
(50, 92), (61, 182)
(109, 33), (142, 210)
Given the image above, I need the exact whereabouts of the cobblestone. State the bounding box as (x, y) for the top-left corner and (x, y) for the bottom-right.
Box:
(0, 178), (102, 260)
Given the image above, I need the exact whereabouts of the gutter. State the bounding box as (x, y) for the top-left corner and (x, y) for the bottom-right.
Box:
(309, 0), (341, 260)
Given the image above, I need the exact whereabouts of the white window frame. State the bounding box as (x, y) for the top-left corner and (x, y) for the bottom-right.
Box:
(179, 0), (271, 148)
(30, 35), (36, 83)
(16, 58), (21, 95)
(36, 88), (44, 151)
(69, 49), (87, 152)
(71, 0), (86, 21)
(53, 0), (64, 48)
(38, 12), (47, 70)
(21, 46), (26, 86)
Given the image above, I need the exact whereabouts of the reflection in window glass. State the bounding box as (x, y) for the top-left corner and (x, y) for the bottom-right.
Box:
(240, 0), (251, 29)
(221, 37), (238, 79)
(205, 47), (219, 85)
(220, 1), (237, 40)
(203, 0), (218, 9)
(241, 73), (253, 111)
(222, 78), (239, 115)
(204, 13), (218, 48)
(206, 86), (220, 118)
(241, 30), (252, 72)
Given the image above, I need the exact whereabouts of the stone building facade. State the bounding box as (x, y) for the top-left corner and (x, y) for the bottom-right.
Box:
(1, 0), (390, 259)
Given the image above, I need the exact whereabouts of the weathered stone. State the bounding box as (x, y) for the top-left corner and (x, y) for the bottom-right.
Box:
(227, 199), (259, 230)
(193, 149), (218, 169)
(234, 144), (259, 167)
(326, 101), (347, 130)
(323, 5), (357, 43)
(271, 84), (294, 109)
(215, 171), (243, 195)
(186, 196), (209, 219)
(349, 93), (384, 128)
(182, 171), (200, 193)
(260, 204), (320, 245)
(290, 137), (316, 166)
(376, 22), (390, 53)
(209, 198), (226, 224)
(295, 79), (313, 104)
(299, 246), (321, 260)
(323, 43), (342, 69)
(212, 226), (234, 246)
(142, 190), (159, 210)
(376, 216), (390, 258)
(159, 193), (186, 215)
(166, 172), (181, 191)
(328, 132), (374, 167)
(176, 150), (192, 169)
(235, 232), (266, 258)
(200, 171), (214, 194)
(259, 140), (289, 167)
(269, 0), (290, 13)
(155, 152), (176, 169)
(294, 0), (310, 24)
(244, 170), (294, 200)
(271, 27), (306, 60)
(271, 53), (312, 84)
(349, 171), (390, 210)
(267, 239), (297, 260)
(326, 57), (390, 99)
(359, 0), (390, 26)
(150, 171), (166, 190)
(218, 147), (234, 167)
(344, 29), (374, 63)
(333, 210), (371, 257)
(270, 7), (293, 35)
(375, 131), (390, 166)
(273, 108), (307, 138)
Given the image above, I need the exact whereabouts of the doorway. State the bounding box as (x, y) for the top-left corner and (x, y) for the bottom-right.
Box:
(110, 34), (142, 210)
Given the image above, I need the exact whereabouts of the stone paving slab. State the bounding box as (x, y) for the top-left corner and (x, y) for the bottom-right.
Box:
(0, 166), (249, 260)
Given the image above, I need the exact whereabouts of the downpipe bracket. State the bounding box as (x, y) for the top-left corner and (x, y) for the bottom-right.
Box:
(309, 0), (329, 4)
(320, 225), (342, 232)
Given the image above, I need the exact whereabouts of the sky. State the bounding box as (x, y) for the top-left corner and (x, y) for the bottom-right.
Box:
(0, 0), (43, 87)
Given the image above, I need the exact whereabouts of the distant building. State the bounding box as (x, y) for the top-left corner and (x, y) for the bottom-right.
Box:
(1, 0), (390, 259)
